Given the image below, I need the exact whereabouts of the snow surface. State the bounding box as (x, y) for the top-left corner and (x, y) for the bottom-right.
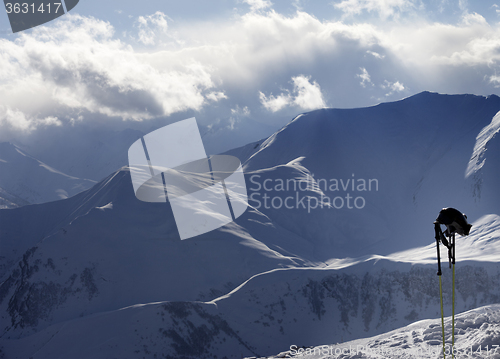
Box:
(466, 110), (500, 178)
(1, 92), (500, 358)
(1, 214), (499, 358)
(266, 304), (500, 359)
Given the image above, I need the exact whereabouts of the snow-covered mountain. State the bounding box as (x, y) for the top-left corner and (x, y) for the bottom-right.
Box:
(267, 303), (500, 359)
(0, 167), (316, 338)
(1, 214), (499, 358)
(1, 92), (500, 358)
(0, 143), (96, 209)
(231, 91), (500, 257)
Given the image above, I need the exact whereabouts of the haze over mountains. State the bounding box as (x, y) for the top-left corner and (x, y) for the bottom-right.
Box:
(1, 92), (500, 358)
(0, 143), (96, 209)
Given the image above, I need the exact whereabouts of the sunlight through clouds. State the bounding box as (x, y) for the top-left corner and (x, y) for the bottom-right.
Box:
(0, 14), (216, 127)
(1, 2), (500, 148)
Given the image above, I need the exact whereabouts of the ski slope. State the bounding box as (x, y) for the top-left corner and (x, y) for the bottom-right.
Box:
(267, 304), (500, 359)
(1, 92), (500, 358)
(1, 214), (499, 358)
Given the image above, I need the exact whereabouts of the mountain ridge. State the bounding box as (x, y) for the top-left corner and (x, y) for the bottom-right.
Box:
(1, 91), (500, 358)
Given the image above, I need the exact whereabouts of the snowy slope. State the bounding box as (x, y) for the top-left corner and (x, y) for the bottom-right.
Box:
(0, 143), (96, 209)
(205, 215), (500, 356)
(240, 92), (500, 257)
(267, 304), (500, 359)
(1, 215), (499, 358)
(0, 167), (318, 339)
(1, 92), (500, 358)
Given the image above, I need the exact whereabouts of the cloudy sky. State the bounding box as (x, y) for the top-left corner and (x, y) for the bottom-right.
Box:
(1, 0), (500, 155)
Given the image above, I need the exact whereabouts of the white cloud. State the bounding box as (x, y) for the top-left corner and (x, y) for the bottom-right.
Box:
(490, 74), (500, 88)
(392, 81), (405, 91)
(458, 0), (468, 11)
(333, 0), (416, 19)
(169, 10), (379, 89)
(381, 80), (405, 96)
(243, 0), (272, 12)
(292, 0), (303, 11)
(259, 91), (291, 112)
(379, 13), (499, 69)
(0, 10), (384, 134)
(0, 14), (216, 131)
(292, 76), (326, 110)
(228, 105), (251, 130)
(260, 75), (326, 112)
(356, 67), (373, 87)
(461, 12), (487, 26)
(206, 91), (228, 102)
(0, 106), (61, 139)
(135, 11), (169, 45)
(1, 7), (500, 145)
(231, 106), (251, 117)
(367, 50), (384, 59)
